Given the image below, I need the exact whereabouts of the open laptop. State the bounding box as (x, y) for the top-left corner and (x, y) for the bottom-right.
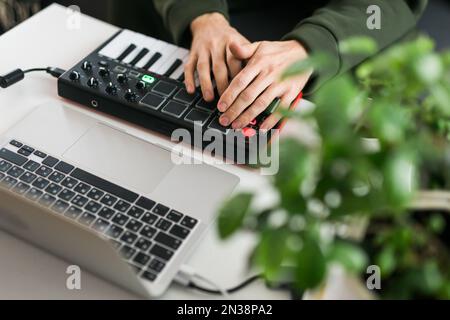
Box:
(0, 102), (239, 297)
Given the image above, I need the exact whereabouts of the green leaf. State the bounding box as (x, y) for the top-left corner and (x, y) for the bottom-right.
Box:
(327, 241), (368, 274)
(281, 53), (330, 80)
(339, 37), (378, 55)
(295, 238), (326, 290)
(376, 246), (396, 278)
(254, 229), (289, 282)
(217, 193), (253, 239)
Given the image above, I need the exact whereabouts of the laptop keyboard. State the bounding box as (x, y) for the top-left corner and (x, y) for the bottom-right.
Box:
(0, 139), (199, 282)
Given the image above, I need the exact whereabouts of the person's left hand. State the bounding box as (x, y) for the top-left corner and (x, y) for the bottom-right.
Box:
(217, 40), (312, 130)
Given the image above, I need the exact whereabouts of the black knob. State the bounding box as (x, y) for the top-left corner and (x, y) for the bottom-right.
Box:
(124, 89), (137, 102)
(98, 67), (110, 78)
(135, 80), (146, 90)
(117, 73), (128, 84)
(105, 82), (117, 95)
(81, 61), (92, 71)
(69, 70), (80, 81)
(87, 77), (98, 88)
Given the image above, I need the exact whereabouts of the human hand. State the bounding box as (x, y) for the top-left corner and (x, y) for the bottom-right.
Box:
(217, 40), (312, 130)
(186, 13), (250, 101)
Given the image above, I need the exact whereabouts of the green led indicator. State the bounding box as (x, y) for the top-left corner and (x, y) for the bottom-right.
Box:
(142, 75), (155, 84)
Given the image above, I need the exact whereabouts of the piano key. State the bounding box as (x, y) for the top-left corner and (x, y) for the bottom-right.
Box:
(148, 43), (178, 73)
(171, 55), (189, 80)
(164, 59), (183, 77)
(122, 33), (156, 64)
(98, 30), (137, 59)
(154, 47), (188, 75)
(142, 52), (162, 70)
(135, 39), (166, 69)
(117, 43), (137, 61)
(129, 48), (149, 66)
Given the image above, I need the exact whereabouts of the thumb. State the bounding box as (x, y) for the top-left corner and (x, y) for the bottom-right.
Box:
(229, 41), (259, 60)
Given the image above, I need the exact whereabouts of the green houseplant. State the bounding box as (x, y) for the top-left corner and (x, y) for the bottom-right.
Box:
(217, 36), (450, 299)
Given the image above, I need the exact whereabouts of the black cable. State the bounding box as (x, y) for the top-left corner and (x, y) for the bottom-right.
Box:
(0, 66), (65, 88)
(188, 274), (263, 295)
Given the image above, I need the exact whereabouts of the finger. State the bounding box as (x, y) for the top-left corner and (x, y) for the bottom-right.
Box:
(184, 54), (197, 93)
(197, 54), (214, 101)
(220, 73), (274, 128)
(231, 83), (283, 129)
(212, 50), (229, 96)
(226, 46), (242, 78)
(260, 88), (298, 130)
(218, 64), (260, 113)
(229, 41), (259, 60)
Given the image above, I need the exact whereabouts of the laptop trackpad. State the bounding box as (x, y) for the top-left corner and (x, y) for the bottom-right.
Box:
(63, 123), (174, 194)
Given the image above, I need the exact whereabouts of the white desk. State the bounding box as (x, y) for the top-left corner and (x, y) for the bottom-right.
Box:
(0, 4), (295, 299)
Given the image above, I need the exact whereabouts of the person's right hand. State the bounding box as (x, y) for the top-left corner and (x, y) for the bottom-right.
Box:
(186, 12), (250, 101)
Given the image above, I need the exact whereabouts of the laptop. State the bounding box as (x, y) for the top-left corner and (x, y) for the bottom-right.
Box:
(0, 102), (239, 297)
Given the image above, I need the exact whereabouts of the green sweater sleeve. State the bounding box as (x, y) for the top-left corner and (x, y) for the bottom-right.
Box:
(153, 0), (229, 46)
(283, 0), (428, 94)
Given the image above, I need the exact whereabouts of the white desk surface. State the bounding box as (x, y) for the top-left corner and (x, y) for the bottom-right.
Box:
(0, 4), (297, 299)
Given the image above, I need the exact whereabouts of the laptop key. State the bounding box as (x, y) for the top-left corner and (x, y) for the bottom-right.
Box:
(55, 161), (75, 174)
(9, 140), (23, 148)
(135, 237), (152, 251)
(106, 224), (124, 239)
(61, 177), (78, 189)
(114, 200), (131, 213)
(150, 244), (174, 261)
(0, 148), (27, 166)
(155, 232), (182, 250)
(152, 203), (169, 216)
(148, 259), (165, 273)
(155, 218), (172, 231)
(7, 166), (25, 178)
(112, 212), (129, 226)
(24, 188), (43, 201)
(12, 182), (30, 195)
(125, 219), (143, 233)
(85, 200), (102, 214)
(17, 148), (32, 157)
(119, 245), (136, 260)
(51, 200), (69, 214)
(98, 207), (115, 219)
(19, 172), (37, 184)
(45, 183), (62, 195)
(110, 239), (121, 249)
(127, 206), (144, 219)
(141, 212), (158, 225)
(180, 216), (198, 229)
(1, 176), (17, 189)
(142, 271), (157, 282)
(100, 194), (118, 207)
(64, 206), (83, 219)
(140, 225), (157, 239)
(135, 196), (155, 210)
(48, 171), (65, 183)
(166, 210), (183, 223)
(22, 145), (34, 154)
(0, 160), (12, 172)
(78, 212), (96, 226)
(33, 150), (47, 158)
(36, 166), (53, 178)
(120, 231), (138, 245)
(74, 182), (90, 195)
(169, 224), (190, 239)
(92, 218), (110, 233)
(42, 156), (58, 167)
(38, 193), (56, 207)
(133, 252), (151, 266)
(71, 194), (89, 207)
(23, 160), (40, 172)
(87, 188), (104, 200)
(0, 172), (4, 180)
(58, 189), (76, 202)
(32, 177), (50, 190)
